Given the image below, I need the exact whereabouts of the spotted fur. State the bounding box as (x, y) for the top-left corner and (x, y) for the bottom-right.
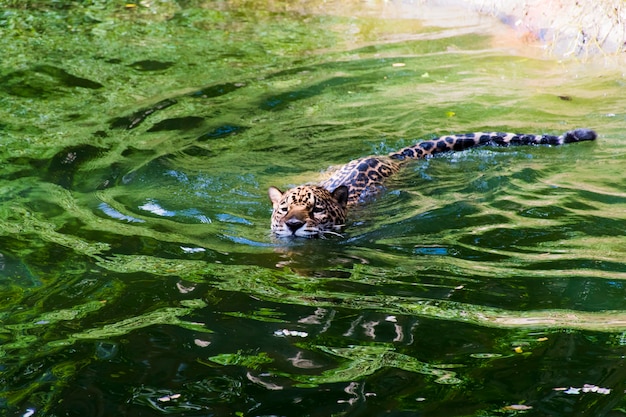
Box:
(269, 128), (596, 237)
(269, 185), (349, 238)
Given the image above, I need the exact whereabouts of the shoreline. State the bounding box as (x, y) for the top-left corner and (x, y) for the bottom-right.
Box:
(452, 0), (626, 58)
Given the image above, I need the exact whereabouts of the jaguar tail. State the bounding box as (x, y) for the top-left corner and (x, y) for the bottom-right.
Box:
(388, 128), (597, 161)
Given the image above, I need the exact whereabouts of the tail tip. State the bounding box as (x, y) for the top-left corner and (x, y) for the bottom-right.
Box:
(563, 128), (597, 143)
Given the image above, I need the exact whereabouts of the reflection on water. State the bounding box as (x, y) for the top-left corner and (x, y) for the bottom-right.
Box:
(1, 1), (626, 416)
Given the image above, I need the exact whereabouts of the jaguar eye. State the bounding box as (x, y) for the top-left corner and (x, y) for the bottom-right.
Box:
(312, 205), (324, 214)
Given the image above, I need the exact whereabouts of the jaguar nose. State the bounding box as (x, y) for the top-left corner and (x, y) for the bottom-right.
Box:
(285, 218), (305, 233)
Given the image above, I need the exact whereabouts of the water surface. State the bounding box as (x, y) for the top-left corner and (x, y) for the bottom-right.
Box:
(1, 1), (626, 416)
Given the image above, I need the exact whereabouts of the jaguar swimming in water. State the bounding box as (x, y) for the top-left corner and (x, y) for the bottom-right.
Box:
(268, 128), (597, 238)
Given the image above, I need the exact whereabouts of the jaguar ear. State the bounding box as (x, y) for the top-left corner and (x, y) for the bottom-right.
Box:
(331, 186), (349, 208)
(268, 186), (284, 206)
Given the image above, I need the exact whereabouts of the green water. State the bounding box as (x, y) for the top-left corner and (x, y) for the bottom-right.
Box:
(1, 1), (626, 416)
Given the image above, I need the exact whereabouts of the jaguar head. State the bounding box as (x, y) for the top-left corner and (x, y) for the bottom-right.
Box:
(268, 185), (349, 238)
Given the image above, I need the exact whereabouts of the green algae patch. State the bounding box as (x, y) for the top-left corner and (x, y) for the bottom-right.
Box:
(0, 0), (342, 167)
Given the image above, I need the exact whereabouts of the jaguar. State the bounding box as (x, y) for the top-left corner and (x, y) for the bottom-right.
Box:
(268, 128), (597, 238)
